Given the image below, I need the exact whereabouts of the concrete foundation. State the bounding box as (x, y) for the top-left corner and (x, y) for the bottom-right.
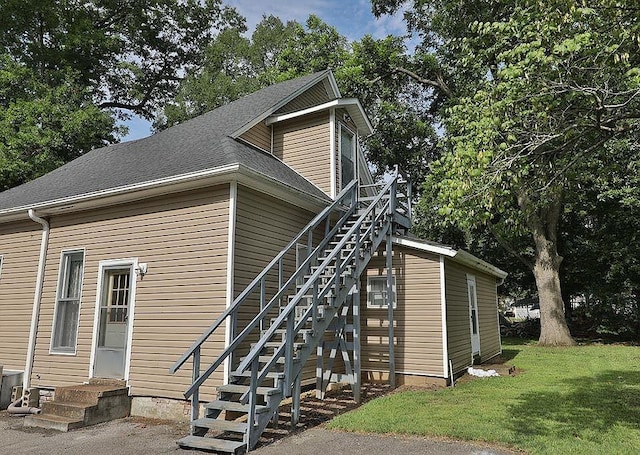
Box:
(362, 371), (447, 388)
(130, 397), (206, 422)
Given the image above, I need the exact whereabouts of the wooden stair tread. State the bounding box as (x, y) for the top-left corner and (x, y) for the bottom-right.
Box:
(177, 435), (245, 454)
(205, 400), (270, 414)
(230, 370), (284, 379)
(218, 384), (280, 396)
(192, 418), (248, 433)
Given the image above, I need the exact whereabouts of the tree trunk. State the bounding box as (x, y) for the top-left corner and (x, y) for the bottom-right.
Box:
(518, 187), (575, 346)
(532, 229), (575, 346)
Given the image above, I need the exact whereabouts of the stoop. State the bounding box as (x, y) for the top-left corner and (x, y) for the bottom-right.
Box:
(24, 379), (131, 431)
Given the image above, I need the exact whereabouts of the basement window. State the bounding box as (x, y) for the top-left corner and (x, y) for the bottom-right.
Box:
(367, 275), (396, 309)
(51, 250), (85, 354)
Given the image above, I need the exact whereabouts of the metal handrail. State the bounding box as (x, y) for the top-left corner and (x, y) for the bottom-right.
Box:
(235, 170), (400, 378)
(170, 179), (358, 376)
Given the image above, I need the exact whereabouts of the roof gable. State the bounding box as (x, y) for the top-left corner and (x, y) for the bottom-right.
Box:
(0, 71), (336, 216)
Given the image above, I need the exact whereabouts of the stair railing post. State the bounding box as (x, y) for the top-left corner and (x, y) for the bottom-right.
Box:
(285, 313), (295, 397)
(247, 356), (258, 451)
(278, 257), (283, 309)
(312, 280), (319, 335)
(291, 373), (301, 428)
(386, 229), (396, 389)
(352, 279), (361, 403)
(260, 277), (266, 333)
(190, 346), (200, 435)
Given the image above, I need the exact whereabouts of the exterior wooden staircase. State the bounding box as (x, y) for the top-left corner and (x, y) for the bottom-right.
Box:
(170, 170), (411, 453)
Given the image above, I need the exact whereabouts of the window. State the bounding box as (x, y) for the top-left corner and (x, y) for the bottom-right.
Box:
(367, 275), (396, 309)
(51, 250), (85, 353)
(0, 255), (3, 279)
(340, 125), (356, 190)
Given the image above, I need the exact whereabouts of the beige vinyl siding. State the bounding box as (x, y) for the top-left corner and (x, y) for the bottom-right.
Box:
(0, 221), (41, 371)
(275, 82), (333, 115)
(476, 272), (501, 361)
(361, 245), (445, 378)
(444, 260), (501, 374)
(30, 186), (230, 401)
(232, 185), (318, 380)
(239, 122), (271, 152)
(444, 260), (472, 374)
(273, 112), (331, 195)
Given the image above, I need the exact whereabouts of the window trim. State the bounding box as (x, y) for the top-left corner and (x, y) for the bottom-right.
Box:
(366, 275), (397, 309)
(49, 248), (86, 355)
(0, 254), (4, 280)
(338, 122), (356, 192)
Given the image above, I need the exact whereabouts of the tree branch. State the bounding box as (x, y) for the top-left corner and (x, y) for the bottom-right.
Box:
(488, 222), (534, 271)
(368, 66), (451, 97)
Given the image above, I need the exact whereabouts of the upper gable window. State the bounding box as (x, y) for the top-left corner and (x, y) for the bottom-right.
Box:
(340, 124), (356, 190)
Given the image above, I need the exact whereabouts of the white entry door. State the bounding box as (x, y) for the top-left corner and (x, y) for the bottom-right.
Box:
(467, 275), (480, 357)
(93, 266), (133, 379)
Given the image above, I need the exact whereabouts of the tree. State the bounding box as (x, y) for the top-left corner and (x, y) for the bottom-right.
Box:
(372, 0), (640, 345)
(0, 0), (243, 189)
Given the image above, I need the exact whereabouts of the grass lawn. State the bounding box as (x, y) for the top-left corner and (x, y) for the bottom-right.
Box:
(328, 339), (640, 454)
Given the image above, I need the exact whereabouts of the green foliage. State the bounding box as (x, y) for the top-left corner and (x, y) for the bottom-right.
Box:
(329, 341), (640, 453)
(0, 0), (242, 190)
(158, 14), (439, 187)
(0, 56), (118, 190)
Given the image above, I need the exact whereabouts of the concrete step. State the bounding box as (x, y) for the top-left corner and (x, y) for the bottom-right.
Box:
(28, 381), (131, 432)
(54, 384), (128, 404)
(177, 435), (245, 454)
(192, 417), (248, 433)
(24, 413), (85, 432)
(204, 400), (270, 414)
(41, 401), (93, 420)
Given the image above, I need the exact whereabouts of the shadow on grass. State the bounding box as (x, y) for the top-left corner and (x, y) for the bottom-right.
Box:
(508, 370), (640, 441)
(500, 348), (520, 362)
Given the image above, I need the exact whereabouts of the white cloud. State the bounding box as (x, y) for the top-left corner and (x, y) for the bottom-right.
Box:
(226, 0), (334, 33)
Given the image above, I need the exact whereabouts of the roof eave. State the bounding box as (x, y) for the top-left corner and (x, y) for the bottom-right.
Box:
(230, 70), (336, 139)
(266, 98), (373, 136)
(391, 235), (508, 280)
(0, 163), (330, 224)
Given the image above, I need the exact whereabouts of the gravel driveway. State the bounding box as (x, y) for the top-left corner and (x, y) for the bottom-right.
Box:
(0, 412), (515, 455)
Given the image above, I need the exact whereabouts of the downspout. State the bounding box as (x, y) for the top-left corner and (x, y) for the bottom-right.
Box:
(23, 209), (50, 400)
(7, 398), (41, 415)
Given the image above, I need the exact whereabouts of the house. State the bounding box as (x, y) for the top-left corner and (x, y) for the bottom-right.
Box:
(0, 70), (506, 452)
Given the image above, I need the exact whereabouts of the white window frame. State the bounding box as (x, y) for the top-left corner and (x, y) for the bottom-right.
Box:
(50, 249), (86, 355)
(367, 275), (396, 309)
(89, 258), (139, 382)
(338, 123), (356, 192)
(0, 254), (4, 280)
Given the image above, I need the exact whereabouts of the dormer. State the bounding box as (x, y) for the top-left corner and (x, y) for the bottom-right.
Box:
(231, 71), (374, 199)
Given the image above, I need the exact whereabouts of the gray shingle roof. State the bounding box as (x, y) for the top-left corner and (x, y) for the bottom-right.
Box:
(0, 71), (332, 212)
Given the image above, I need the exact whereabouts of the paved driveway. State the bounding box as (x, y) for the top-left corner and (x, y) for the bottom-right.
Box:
(0, 412), (515, 455)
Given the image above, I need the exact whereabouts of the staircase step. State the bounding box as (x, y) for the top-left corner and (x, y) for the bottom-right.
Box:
(41, 401), (93, 420)
(218, 384), (280, 396)
(24, 413), (85, 432)
(230, 370), (285, 380)
(262, 341), (306, 350)
(192, 417), (248, 433)
(204, 400), (270, 414)
(177, 435), (245, 454)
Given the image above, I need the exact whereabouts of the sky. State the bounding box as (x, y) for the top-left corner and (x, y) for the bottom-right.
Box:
(121, 0), (409, 142)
